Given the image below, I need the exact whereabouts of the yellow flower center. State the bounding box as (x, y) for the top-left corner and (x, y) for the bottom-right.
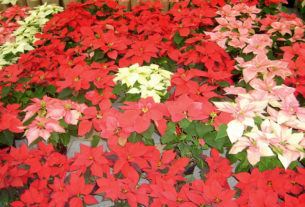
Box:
(215, 198), (221, 203)
(142, 107), (149, 114)
(38, 122), (44, 128)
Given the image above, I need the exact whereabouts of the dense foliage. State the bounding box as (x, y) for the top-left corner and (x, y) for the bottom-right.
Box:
(1, 0), (305, 206)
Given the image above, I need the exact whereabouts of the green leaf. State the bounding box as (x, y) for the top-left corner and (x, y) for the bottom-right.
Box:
(142, 136), (154, 146)
(254, 116), (263, 127)
(123, 93), (141, 102)
(127, 132), (141, 143)
(173, 31), (184, 45)
(178, 143), (191, 157)
(58, 88), (73, 100)
(46, 85), (57, 95)
(59, 119), (69, 128)
(183, 122), (196, 135)
(112, 84), (126, 96)
(0, 130), (14, 146)
(216, 123), (227, 140)
(92, 49), (105, 63)
(257, 156), (283, 172)
(185, 174), (196, 183)
(75, 93), (86, 103)
(17, 77), (31, 83)
(204, 131), (225, 151)
(274, 76), (284, 85)
(0, 189), (9, 207)
(33, 84), (45, 98)
(91, 135), (100, 147)
(178, 118), (191, 129)
(216, 81), (230, 87)
(196, 122), (213, 137)
(220, 27), (229, 32)
(59, 133), (70, 146)
(163, 144), (175, 150)
(48, 132), (58, 146)
(235, 159), (250, 173)
(21, 97), (30, 105)
(288, 160), (299, 170)
(1, 86), (11, 98)
(141, 123), (155, 139)
(161, 133), (176, 144)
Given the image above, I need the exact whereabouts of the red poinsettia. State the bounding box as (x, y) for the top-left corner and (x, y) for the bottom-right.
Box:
(166, 94), (210, 122)
(120, 97), (169, 133)
(67, 173), (97, 207)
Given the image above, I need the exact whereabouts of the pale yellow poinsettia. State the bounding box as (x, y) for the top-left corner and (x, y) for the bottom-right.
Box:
(0, 4), (63, 70)
(114, 63), (172, 102)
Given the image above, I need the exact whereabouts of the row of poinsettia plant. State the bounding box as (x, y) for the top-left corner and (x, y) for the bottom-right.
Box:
(1, 0), (305, 205)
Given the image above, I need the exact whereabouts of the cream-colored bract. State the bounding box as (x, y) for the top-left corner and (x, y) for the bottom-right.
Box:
(114, 63), (172, 103)
(0, 3), (63, 70)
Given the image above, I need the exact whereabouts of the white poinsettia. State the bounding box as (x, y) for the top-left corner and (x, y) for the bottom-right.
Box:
(0, 4), (63, 70)
(0, 0), (18, 5)
(114, 63), (172, 103)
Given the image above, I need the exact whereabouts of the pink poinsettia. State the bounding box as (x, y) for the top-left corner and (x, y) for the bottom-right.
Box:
(25, 116), (65, 144)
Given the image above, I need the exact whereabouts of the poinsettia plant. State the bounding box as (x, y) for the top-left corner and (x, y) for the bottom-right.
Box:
(1, 0), (305, 206)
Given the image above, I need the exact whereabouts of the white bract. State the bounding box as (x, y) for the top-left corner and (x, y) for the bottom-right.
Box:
(0, 4), (63, 70)
(0, 0), (18, 5)
(114, 63), (172, 103)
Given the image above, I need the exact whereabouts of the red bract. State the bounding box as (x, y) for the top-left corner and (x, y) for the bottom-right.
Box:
(56, 65), (95, 92)
(0, 64), (22, 87)
(71, 144), (110, 176)
(282, 42), (305, 97)
(78, 99), (112, 136)
(120, 40), (159, 67)
(145, 155), (189, 186)
(179, 38), (235, 84)
(95, 174), (122, 201)
(109, 142), (156, 185)
(203, 179), (237, 207)
(98, 108), (133, 145)
(205, 148), (233, 186)
(48, 178), (70, 207)
(14, 180), (50, 207)
(120, 97), (169, 133)
(67, 173), (97, 206)
(170, 68), (208, 98)
(149, 177), (184, 207)
(0, 103), (23, 133)
(166, 94), (210, 122)
(0, 5), (29, 45)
